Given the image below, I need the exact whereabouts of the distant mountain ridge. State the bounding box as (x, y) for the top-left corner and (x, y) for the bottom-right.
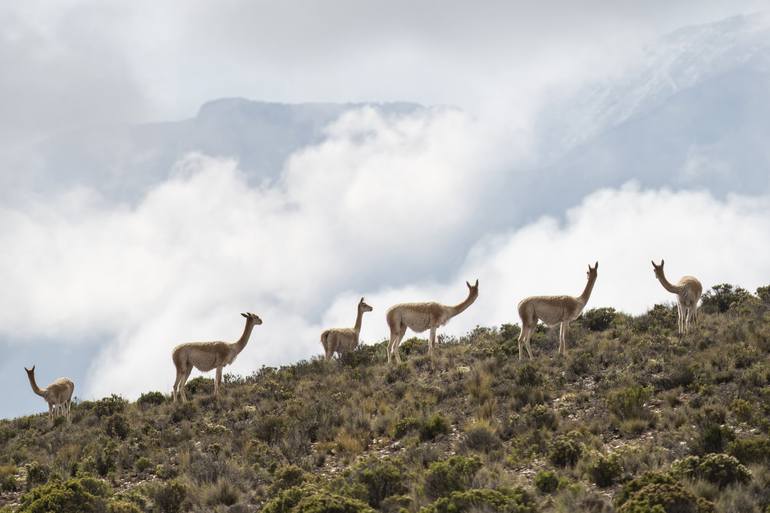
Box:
(20, 100), (424, 201)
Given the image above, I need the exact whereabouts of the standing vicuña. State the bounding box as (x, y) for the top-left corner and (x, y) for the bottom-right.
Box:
(172, 312), (262, 402)
(517, 262), (598, 359)
(321, 297), (373, 360)
(24, 366), (74, 422)
(652, 259), (702, 335)
(386, 280), (479, 364)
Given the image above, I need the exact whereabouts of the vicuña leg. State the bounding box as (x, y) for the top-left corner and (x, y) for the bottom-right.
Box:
(215, 366), (223, 396)
(428, 327), (437, 359)
(677, 302), (683, 335)
(518, 326), (534, 360)
(178, 367), (193, 402)
(392, 327), (406, 364)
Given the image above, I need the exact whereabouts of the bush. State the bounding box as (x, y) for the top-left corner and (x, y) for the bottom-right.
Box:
(615, 472), (678, 508)
(263, 484), (375, 513)
(607, 386), (651, 421)
(393, 417), (420, 439)
(0, 465), (17, 492)
(728, 436), (770, 464)
(137, 391), (166, 408)
(617, 482), (715, 513)
(154, 480), (187, 513)
(26, 462), (50, 489)
(534, 470), (559, 494)
(461, 422), (501, 453)
(548, 434), (583, 467)
(634, 304), (678, 333)
(105, 414), (130, 440)
(420, 488), (535, 513)
(17, 477), (111, 513)
(254, 415), (286, 444)
(672, 454), (751, 488)
(697, 423), (735, 454)
(134, 457), (153, 474)
(701, 284), (753, 314)
(94, 395), (128, 418)
(107, 500), (142, 513)
(589, 454), (622, 488)
(271, 464), (307, 493)
(423, 456), (482, 500)
(516, 364), (543, 387)
(354, 458), (408, 508)
(420, 414), (450, 441)
(582, 307), (617, 331)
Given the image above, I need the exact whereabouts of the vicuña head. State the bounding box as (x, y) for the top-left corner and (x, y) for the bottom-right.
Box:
(651, 259), (665, 279)
(358, 297), (373, 313)
(241, 312), (263, 324)
(24, 365), (35, 376)
(466, 279), (479, 298)
(587, 261), (598, 279)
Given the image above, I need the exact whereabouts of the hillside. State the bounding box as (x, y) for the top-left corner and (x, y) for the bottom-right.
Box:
(0, 283), (769, 513)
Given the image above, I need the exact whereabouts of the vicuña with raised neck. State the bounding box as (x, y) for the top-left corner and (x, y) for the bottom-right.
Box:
(24, 366), (74, 422)
(386, 280), (479, 364)
(652, 259), (702, 335)
(172, 312), (262, 402)
(321, 297), (373, 360)
(517, 262), (598, 359)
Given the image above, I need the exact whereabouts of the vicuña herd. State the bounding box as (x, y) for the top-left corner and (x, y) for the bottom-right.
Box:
(25, 259), (705, 416)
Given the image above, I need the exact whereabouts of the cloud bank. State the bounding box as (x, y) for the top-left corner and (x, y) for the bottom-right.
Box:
(1, 106), (768, 401)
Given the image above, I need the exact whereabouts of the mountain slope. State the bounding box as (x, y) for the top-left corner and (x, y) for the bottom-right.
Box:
(0, 284), (768, 513)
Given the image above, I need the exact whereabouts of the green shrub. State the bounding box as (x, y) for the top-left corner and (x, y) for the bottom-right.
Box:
(170, 401), (196, 423)
(254, 415), (287, 444)
(154, 480), (187, 513)
(137, 391), (166, 408)
(617, 482), (715, 513)
(107, 500), (142, 513)
(461, 422), (501, 453)
(420, 488), (535, 513)
(17, 477), (111, 513)
(134, 457), (152, 474)
(354, 458), (408, 508)
(697, 423), (735, 454)
(516, 364), (543, 387)
(582, 307), (617, 331)
(615, 472), (677, 508)
(393, 417), (420, 439)
(607, 386), (652, 421)
(672, 454), (751, 488)
(423, 456), (482, 500)
(701, 284), (753, 314)
(534, 470), (559, 494)
(184, 377), (213, 396)
(263, 484), (375, 513)
(105, 414), (130, 440)
(420, 414), (450, 441)
(528, 404), (558, 430)
(548, 435), (583, 467)
(94, 395), (127, 418)
(0, 465), (17, 492)
(26, 462), (50, 490)
(634, 304), (678, 333)
(588, 454), (622, 488)
(205, 480), (239, 507)
(271, 464), (307, 493)
(728, 436), (770, 464)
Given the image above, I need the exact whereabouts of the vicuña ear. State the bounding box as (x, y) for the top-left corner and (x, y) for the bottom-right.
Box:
(594, 261), (598, 269)
(360, 297), (364, 303)
(241, 313), (248, 318)
(474, 279), (479, 287)
(661, 259), (664, 266)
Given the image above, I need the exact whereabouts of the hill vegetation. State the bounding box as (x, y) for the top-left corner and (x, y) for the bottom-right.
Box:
(0, 283), (769, 513)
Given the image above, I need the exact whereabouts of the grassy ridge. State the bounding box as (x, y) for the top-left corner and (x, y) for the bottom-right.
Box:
(0, 284), (769, 513)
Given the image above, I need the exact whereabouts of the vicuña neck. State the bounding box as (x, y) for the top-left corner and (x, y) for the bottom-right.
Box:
(656, 273), (681, 294)
(579, 276), (597, 304)
(353, 308), (365, 334)
(231, 319), (255, 354)
(26, 373), (45, 397)
(450, 291), (478, 317)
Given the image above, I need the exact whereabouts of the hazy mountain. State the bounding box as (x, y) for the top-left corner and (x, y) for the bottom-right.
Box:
(529, 13), (770, 209)
(9, 100), (423, 201)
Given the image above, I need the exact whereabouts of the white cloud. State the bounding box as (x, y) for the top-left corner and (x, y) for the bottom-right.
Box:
(1, 101), (769, 401)
(355, 184), (770, 345)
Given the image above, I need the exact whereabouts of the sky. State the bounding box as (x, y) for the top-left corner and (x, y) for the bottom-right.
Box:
(2, 1), (769, 418)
